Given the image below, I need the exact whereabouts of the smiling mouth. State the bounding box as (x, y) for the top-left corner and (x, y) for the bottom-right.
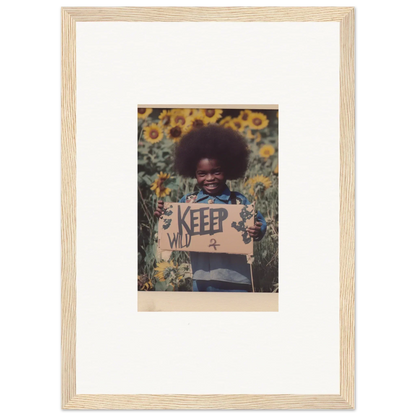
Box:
(205, 183), (219, 189)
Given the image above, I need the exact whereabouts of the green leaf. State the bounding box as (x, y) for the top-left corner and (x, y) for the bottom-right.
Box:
(143, 176), (153, 185)
(156, 163), (165, 170)
(166, 181), (178, 190)
(155, 280), (169, 291)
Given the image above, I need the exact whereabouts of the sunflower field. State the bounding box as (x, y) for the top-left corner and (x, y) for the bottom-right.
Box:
(138, 108), (278, 292)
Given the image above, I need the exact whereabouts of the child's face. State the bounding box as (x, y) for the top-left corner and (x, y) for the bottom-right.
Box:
(195, 158), (226, 196)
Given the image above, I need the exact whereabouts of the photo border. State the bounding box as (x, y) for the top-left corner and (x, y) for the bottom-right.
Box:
(62, 7), (354, 409)
(137, 104), (279, 312)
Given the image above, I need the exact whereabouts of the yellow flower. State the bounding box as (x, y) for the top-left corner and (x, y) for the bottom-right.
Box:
(238, 110), (253, 126)
(184, 109), (200, 118)
(229, 118), (245, 132)
(246, 129), (255, 140)
(143, 124), (164, 144)
(142, 281), (153, 291)
(259, 144), (275, 159)
(248, 131), (262, 143)
(155, 260), (182, 283)
(158, 110), (172, 127)
(155, 260), (175, 281)
(200, 109), (223, 124)
(170, 109), (188, 127)
(245, 174), (272, 197)
(219, 116), (232, 127)
(150, 172), (171, 198)
(137, 108), (153, 119)
(185, 113), (206, 132)
(276, 109), (279, 119)
(273, 164), (279, 175)
(248, 112), (269, 129)
(166, 123), (185, 142)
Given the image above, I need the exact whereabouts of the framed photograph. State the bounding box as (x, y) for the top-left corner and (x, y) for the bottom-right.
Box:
(62, 7), (355, 409)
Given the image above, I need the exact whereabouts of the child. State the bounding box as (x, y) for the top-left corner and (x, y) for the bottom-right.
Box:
(154, 124), (267, 292)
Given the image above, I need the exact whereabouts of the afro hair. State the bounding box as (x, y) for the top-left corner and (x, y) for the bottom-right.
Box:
(174, 124), (249, 180)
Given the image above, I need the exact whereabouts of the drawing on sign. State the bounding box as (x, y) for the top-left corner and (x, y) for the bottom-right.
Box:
(231, 205), (255, 244)
(160, 204), (174, 230)
(209, 239), (220, 250)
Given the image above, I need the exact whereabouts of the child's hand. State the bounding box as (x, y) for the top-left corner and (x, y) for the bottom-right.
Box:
(154, 200), (164, 218)
(247, 221), (262, 240)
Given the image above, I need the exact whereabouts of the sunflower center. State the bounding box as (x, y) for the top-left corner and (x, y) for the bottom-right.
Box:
(138, 108), (146, 114)
(174, 116), (186, 125)
(150, 130), (159, 139)
(205, 109), (215, 117)
(253, 118), (261, 126)
(164, 267), (175, 279)
(234, 121), (241, 128)
(193, 119), (204, 128)
(156, 177), (167, 188)
(162, 116), (170, 125)
(242, 113), (249, 120)
(170, 126), (182, 137)
(254, 182), (266, 193)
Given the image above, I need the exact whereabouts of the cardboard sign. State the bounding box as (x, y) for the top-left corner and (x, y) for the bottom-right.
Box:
(158, 202), (255, 255)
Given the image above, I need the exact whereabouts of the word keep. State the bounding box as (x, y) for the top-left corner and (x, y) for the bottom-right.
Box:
(177, 205), (228, 237)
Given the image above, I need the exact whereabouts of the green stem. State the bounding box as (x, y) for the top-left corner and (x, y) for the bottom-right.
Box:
(138, 186), (153, 226)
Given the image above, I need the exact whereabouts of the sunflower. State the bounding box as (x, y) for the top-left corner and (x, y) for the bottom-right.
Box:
(259, 144), (275, 159)
(185, 113), (206, 132)
(248, 112), (269, 129)
(155, 260), (175, 281)
(276, 109), (279, 119)
(219, 115), (232, 127)
(143, 123), (164, 144)
(238, 110), (253, 126)
(246, 130), (261, 143)
(150, 172), (171, 198)
(142, 281), (153, 291)
(166, 123), (185, 142)
(184, 109), (200, 118)
(158, 110), (172, 128)
(200, 109), (223, 124)
(229, 118), (245, 132)
(137, 108), (153, 119)
(246, 129), (255, 140)
(155, 260), (183, 283)
(245, 174), (272, 197)
(170, 109), (189, 127)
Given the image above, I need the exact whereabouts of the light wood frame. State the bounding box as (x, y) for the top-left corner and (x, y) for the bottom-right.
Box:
(62, 7), (355, 409)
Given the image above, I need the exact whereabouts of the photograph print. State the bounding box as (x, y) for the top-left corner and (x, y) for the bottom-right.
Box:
(138, 107), (278, 293)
